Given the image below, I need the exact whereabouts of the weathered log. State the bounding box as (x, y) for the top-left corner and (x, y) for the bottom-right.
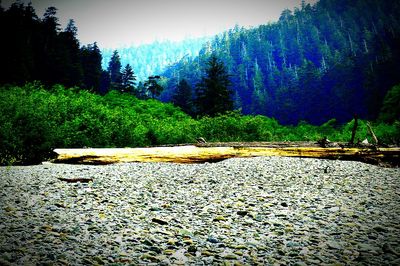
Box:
(58, 177), (93, 183)
(52, 142), (400, 167)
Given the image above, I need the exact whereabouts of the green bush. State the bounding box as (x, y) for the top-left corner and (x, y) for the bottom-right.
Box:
(379, 84), (400, 123)
(1, 83), (399, 165)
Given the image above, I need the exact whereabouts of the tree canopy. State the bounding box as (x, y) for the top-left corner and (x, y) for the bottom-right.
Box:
(0, 3), (103, 91)
(162, 0), (400, 124)
(195, 55), (233, 116)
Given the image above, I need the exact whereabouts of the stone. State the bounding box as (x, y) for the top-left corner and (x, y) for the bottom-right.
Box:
(237, 210), (248, 216)
(207, 237), (219, 243)
(213, 215), (227, 221)
(327, 241), (343, 250)
(0, 157), (399, 266)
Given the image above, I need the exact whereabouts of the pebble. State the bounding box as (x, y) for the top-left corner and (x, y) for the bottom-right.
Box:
(0, 157), (399, 265)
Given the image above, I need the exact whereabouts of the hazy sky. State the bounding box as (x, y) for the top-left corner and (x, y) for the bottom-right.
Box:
(3, 0), (318, 48)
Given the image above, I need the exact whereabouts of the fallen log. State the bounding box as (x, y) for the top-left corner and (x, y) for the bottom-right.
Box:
(52, 142), (400, 167)
(57, 177), (93, 183)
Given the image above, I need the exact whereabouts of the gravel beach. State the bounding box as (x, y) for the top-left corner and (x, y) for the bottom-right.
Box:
(1, 157), (399, 265)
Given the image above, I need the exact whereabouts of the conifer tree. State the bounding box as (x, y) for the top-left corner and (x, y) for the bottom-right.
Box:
(81, 42), (102, 92)
(99, 70), (111, 95)
(172, 79), (193, 115)
(121, 64), (137, 93)
(144, 76), (163, 99)
(107, 50), (122, 90)
(195, 55), (233, 116)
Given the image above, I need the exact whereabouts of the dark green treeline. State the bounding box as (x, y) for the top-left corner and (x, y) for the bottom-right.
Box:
(162, 0), (400, 124)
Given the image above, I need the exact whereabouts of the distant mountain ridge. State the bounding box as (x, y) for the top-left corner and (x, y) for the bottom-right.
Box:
(101, 37), (210, 82)
(161, 0), (400, 124)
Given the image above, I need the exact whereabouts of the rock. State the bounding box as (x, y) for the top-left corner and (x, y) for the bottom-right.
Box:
(358, 243), (380, 254)
(286, 241), (301, 247)
(201, 250), (214, 256)
(142, 239), (154, 246)
(149, 246), (162, 254)
(382, 243), (399, 255)
(177, 229), (192, 236)
(373, 225), (388, 232)
(223, 254), (237, 260)
(237, 210), (248, 216)
(207, 237), (219, 243)
(293, 262), (307, 266)
(213, 215), (227, 222)
(187, 245), (197, 253)
(163, 249), (174, 255)
(167, 238), (177, 245)
(183, 239), (193, 245)
(329, 206), (340, 212)
(141, 253), (159, 262)
(327, 241), (343, 250)
(233, 245), (247, 250)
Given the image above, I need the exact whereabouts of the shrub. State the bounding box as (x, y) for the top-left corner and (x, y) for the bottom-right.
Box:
(1, 83), (399, 165)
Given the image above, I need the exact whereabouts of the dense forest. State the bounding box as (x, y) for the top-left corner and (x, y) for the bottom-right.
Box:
(161, 0), (400, 124)
(0, 2), (145, 95)
(1, 0), (400, 165)
(101, 38), (210, 82)
(0, 3), (103, 91)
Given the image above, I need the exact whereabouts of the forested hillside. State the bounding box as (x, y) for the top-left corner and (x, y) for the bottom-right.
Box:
(101, 38), (210, 82)
(162, 0), (400, 124)
(0, 3), (103, 92)
(1, 0), (400, 165)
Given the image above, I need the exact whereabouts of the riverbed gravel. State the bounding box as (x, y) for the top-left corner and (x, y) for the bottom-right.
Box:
(0, 157), (399, 265)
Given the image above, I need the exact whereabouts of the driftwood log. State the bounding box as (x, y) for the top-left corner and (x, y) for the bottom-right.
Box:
(52, 142), (400, 167)
(57, 177), (93, 183)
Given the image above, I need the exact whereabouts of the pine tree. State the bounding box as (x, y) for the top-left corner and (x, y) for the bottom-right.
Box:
(57, 19), (84, 87)
(195, 55), (233, 116)
(134, 81), (148, 99)
(144, 76), (163, 99)
(121, 64), (137, 93)
(379, 84), (400, 123)
(172, 79), (193, 115)
(81, 42), (102, 92)
(99, 70), (111, 95)
(107, 50), (122, 90)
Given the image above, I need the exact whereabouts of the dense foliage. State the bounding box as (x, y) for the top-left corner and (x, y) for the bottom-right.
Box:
(161, 0), (400, 124)
(195, 55), (233, 116)
(101, 38), (210, 82)
(0, 3), (103, 91)
(1, 84), (398, 165)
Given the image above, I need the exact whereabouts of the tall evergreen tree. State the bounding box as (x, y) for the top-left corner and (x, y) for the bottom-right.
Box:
(81, 42), (102, 92)
(99, 70), (111, 95)
(57, 19), (84, 87)
(121, 64), (137, 93)
(144, 76), (163, 99)
(107, 50), (122, 90)
(195, 55), (233, 116)
(134, 81), (148, 99)
(172, 79), (193, 115)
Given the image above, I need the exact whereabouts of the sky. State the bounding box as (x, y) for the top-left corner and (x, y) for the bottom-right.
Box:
(3, 0), (318, 48)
